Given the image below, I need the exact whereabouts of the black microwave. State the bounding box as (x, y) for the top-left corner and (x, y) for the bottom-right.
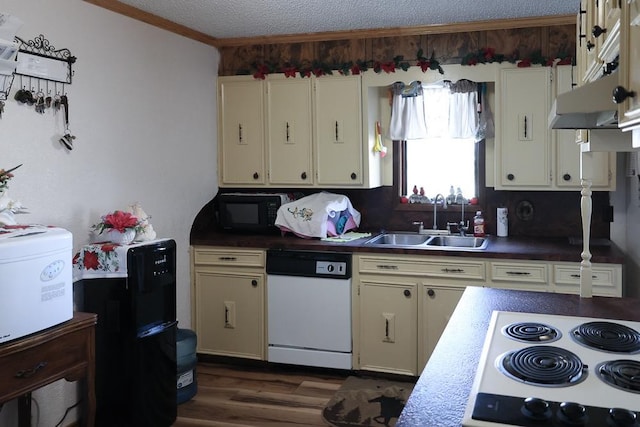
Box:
(217, 193), (291, 232)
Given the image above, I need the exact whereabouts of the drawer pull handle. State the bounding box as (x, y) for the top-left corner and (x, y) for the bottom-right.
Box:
(15, 362), (47, 379)
(218, 257), (237, 261)
(506, 271), (531, 276)
(376, 265), (399, 270)
(442, 268), (464, 273)
(570, 274), (597, 279)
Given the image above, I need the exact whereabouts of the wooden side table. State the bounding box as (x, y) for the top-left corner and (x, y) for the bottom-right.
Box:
(0, 312), (97, 427)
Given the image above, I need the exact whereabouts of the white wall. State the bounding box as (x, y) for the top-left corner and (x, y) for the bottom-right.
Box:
(0, 0), (219, 425)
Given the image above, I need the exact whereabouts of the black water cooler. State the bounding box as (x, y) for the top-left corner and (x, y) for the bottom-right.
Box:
(81, 239), (178, 427)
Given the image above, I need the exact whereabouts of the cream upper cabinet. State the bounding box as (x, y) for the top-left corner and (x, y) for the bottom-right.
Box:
(314, 76), (363, 186)
(218, 77), (266, 186)
(578, 0), (621, 83)
(617, 0), (640, 130)
(496, 67), (551, 189)
(218, 74), (374, 188)
(266, 77), (314, 185)
(497, 66), (614, 190)
(579, 0), (604, 83)
(554, 66), (615, 190)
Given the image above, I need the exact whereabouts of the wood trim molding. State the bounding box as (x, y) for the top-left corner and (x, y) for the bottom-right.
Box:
(215, 15), (576, 47)
(83, 0), (575, 49)
(83, 0), (219, 47)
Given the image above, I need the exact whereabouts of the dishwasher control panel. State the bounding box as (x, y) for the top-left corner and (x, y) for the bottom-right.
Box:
(315, 261), (348, 276)
(266, 249), (351, 279)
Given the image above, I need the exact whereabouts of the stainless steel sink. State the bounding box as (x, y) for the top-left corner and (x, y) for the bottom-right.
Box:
(364, 233), (432, 246)
(425, 235), (488, 250)
(364, 233), (488, 250)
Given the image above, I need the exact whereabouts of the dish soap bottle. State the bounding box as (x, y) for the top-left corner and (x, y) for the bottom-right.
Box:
(473, 211), (485, 237)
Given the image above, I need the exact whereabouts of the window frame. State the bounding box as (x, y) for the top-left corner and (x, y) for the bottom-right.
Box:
(392, 138), (486, 212)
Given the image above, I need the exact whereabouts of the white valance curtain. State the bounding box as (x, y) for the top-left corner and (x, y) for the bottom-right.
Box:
(388, 79), (494, 142)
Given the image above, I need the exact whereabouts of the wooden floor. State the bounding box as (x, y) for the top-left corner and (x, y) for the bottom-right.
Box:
(173, 362), (349, 427)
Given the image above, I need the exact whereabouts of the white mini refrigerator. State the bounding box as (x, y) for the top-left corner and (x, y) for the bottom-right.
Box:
(0, 226), (73, 344)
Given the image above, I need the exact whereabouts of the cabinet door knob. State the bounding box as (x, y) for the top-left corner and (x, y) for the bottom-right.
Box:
(301, 171), (307, 180)
(427, 289), (435, 297)
(563, 173), (571, 181)
(350, 172), (357, 180)
(507, 173), (515, 181)
(251, 280), (258, 287)
(613, 86), (637, 104)
(253, 172), (259, 180)
(403, 289), (411, 297)
(592, 25), (607, 38)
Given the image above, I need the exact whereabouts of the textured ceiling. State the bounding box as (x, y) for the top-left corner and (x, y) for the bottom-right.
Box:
(116, 0), (580, 40)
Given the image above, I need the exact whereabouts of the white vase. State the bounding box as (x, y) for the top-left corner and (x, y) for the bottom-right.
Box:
(106, 228), (136, 245)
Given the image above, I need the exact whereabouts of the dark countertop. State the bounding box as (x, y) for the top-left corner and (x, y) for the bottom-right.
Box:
(191, 230), (625, 264)
(396, 287), (640, 427)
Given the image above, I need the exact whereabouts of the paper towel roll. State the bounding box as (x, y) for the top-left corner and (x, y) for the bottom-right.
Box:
(497, 207), (508, 237)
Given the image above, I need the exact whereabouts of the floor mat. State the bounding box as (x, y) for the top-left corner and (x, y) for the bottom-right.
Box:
(322, 376), (415, 427)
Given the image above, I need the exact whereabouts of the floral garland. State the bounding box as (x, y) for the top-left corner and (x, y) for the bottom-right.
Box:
(461, 47), (572, 67)
(250, 47), (572, 79)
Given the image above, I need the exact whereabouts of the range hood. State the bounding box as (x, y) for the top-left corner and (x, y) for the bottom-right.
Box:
(549, 73), (620, 130)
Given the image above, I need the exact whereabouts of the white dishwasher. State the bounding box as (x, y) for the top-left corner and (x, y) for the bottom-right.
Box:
(266, 249), (352, 370)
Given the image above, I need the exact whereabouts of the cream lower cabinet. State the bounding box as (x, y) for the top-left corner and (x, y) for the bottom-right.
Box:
(358, 276), (419, 376)
(489, 260), (551, 293)
(354, 254), (485, 376)
(552, 262), (622, 297)
(489, 259), (623, 297)
(192, 247), (266, 360)
(420, 285), (465, 370)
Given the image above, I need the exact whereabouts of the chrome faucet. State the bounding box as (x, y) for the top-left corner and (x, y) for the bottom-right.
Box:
(432, 194), (447, 230)
(456, 195), (468, 236)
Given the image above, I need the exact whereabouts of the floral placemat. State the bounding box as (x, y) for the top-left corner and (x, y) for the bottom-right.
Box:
(72, 238), (169, 281)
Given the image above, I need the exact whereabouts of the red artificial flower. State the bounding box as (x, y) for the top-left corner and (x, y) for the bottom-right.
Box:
(72, 252), (80, 265)
(557, 57), (572, 65)
(313, 68), (325, 77)
(282, 66), (297, 78)
(350, 64), (361, 75)
(381, 61), (396, 73)
(102, 210), (139, 232)
(481, 47), (496, 61)
(83, 251), (100, 270)
(252, 64), (269, 80)
(418, 60), (431, 72)
(517, 58), (532, 68)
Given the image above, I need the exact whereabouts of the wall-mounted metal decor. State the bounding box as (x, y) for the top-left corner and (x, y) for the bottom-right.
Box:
(0, 73), (14, 102)
(14, 34), (75, 84)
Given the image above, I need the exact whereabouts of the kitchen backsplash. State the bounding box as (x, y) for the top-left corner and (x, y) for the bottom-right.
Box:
(199, 187), (611, 239)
